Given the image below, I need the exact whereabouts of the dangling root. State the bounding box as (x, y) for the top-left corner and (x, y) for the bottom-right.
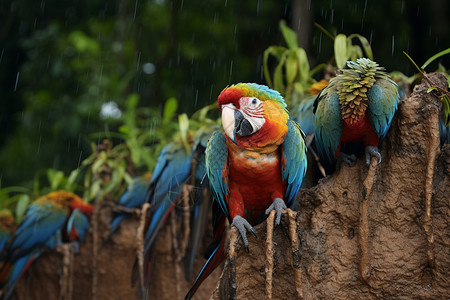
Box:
(136, 203), (150, 297)
(58, 243), (74, 300)
(179, 184), (192, 260)
(287, 209), (304, 299)
(265, 210), (276, 300)
(170, 206), (182, 299)
(228, 227), (239, 300)
(423, 108), (440, 270)
(359, 157), (378, 281)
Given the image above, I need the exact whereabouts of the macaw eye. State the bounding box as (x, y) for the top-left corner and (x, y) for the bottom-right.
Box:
(251, 98), (257, 105)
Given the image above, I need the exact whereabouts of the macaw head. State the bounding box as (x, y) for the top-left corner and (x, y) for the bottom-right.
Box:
(45, 190), (94, 217)
(217, 83), (289, 151)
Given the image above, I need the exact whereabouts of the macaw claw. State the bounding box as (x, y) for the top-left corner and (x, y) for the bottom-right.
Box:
(365, 145), (382, 165)
(231, 215), (256, 250)
(265, 198), (287, 226)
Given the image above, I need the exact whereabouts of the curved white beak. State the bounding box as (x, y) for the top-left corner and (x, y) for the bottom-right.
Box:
(221, 104), (235, 141)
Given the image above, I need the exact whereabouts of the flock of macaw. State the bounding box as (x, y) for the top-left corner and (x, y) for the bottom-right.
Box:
(0, 191), (93, 299)
(0, 57), (448, 299)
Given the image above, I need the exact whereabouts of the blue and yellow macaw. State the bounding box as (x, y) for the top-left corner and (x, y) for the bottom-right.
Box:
(186, 83), (307, 299)
(108, 174), (151, 238)
(314, 58), (399, 169)
(0, 191), (93, 299)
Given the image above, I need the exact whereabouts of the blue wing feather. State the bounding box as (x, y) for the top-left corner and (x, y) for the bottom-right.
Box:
(9, 203), (66, 261)
(67, 209), (90, 242)
(313, 84), (343, 167)
(281, 120), (308, 208)
(367, 79), (399, 141)
(205, 132), (230, 220)
(291, 95), (315, 136)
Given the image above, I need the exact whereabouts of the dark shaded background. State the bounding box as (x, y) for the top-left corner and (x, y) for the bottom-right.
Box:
(0, 0), (448, 187)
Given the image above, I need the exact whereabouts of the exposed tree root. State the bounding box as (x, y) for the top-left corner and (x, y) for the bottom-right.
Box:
(170, 205), (182, 299)
(228, 227), (239, 300)
(136, 203), (150, 297)
(287, 209), (304, 299)
(179, 184), (192, 260)
(359, 157), (378, 281)
(58, 243), (74, 300)
(91, 199), (101, 300)
(423, 94), (440, 272)
(264, 210), (276, 300)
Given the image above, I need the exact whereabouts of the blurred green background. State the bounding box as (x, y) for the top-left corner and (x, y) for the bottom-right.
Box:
(1, 0), (448, 188)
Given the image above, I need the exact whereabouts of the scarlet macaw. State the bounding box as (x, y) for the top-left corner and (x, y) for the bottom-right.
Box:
(0, 191), (93, 299)
(186, 83), (307, 299)
(313, 58), (399, 168)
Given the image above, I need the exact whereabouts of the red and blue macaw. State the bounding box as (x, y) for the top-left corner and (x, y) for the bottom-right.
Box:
(0, 210), (16, 259)
(313, 58), (399, 169)
(186, 83), (307, 299)
(108, 174), (151, 238)
(0, 191), (93, 299)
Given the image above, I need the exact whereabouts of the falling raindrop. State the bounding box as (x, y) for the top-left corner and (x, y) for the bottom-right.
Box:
(136, 51), (141, 71)
(391, 35), (395, 56)
(133, 0), (139, 21)
(77, 150), (83, 169)
(361, 0), (367, 31)
(229, 60), (233, 84)
(14, 72), (19, 91)
(0, 48), (4, 63)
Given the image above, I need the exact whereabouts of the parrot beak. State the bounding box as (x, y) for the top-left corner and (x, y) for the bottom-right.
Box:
(222, 104), (236, 142)
(233, 110), (254, 137)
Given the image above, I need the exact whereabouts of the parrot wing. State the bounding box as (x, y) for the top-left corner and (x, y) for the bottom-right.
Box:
(67, 208), (90, 243)
(8, 202), (67, 262)
(291, 95), (316, 137)
(367, 78), (399, 141)
(281, 119), (308, 208)
(313, 83), (343, 167)
(205, 131), (230, 220)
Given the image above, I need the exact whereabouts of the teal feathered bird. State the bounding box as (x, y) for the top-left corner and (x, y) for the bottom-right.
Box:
(0, 191), (93, 300)
(108, 175), (150, 238)
(314, 58), (399, 168)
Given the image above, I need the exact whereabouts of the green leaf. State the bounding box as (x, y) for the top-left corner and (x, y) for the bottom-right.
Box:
(163, 97), (178, 123)
(421, 48), (450, 70)
(348, 34), (373, 59)
(442, 94), (450, 127)
(285, 51), (298, 84)
(295, 48), (310, 83)
(273, 52), (288, 94)
(427, 87), (437, 93)
(279, 20), (298, 50)
(334, 34), (348, 69)
(178, 113), (190, 152)
(15, 194), (30, 223)
(263, 46), (287, 88)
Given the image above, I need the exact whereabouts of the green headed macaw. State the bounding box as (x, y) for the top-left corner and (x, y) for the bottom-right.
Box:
(186, 83), (307, 299)
(313, 58), (399, 168)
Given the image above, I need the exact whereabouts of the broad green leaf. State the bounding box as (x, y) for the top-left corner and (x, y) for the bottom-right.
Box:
(295, 48), (310, 82)
(285, 51), (298, 84)
(273, 52), (288, 94)
(163, 97), (178, 123)
(15, 194), (30, 223)
(280, 20), (299, 50)
(178, 113), (190, 152)
(263, 46), (287, 88)
(294, 82), (304, 95)
(334, 34), (348, 69)
(352, 45), (363, 60)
